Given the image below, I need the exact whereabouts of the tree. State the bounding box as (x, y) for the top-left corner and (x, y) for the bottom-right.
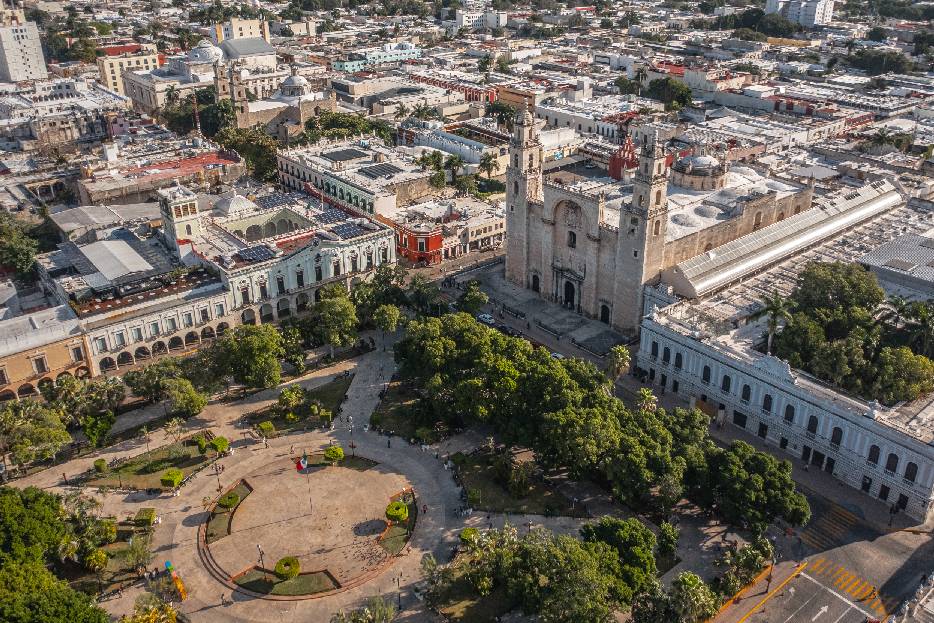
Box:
(580, 517), (657, 602)
(0, 401), (72, 467)
(124, 359), (181, 403)
(478, 152), (500, 179)
(0, 486), (71, 564)
(39, 375), (87, 423)
(477, 54), (492, 73)
(657, 521), (679, 556)
(604, 345), (631, 380)
(908, 301), (934, 358)
(81, 410), (115, 448)
(669, 572), (718, 622)
(278, 384), (305, 414)
(316, 295), (358, 358)
(373, 303), (403, 344)
(324, 444), (344, 464)
(444, 154), (466, 184)
(879, 294), (911, 330)
(213, 127), (280, 181)
(457, 280), (489, 315)
(214, 324), (285, 388)
(163, 417), (185, 444)
(866, 26), (888, 41)
(0, 559), (108, 623)
(485, 100), (516, 131)
(124, 533), (153, 574)
(280, 325), (307, 374)
(331, 596), (397, 623)
(750, 290), (794, 354)
(0, 212), (38, 275)
(163, 378), (207, 418)
(119, 601), (178, 623)
(645, 78), (693, 111)
(84, 377), (125, 416)
(393, 102), (410, 120)
(636, 387), (657, 413)
(429, 169), (446, 189)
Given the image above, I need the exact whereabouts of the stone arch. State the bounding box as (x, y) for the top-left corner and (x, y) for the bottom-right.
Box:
(314, 289), (322, 302)
(241, 308), (257, 325)
(99, 357), (117, 372)
(17, 383), (36, 397)
(277, 298), (292, 318)
(168, 336), (184, 350)
(0, 389), (15, 402)
(233, 229), (245, 239)
(246, 225), (263, 241)
(37, 377), (54, 392)
(152, 341), (168, 355)
(217, 322), (230, 335)
(564, 280), (576, 308)
(117, 351), (134, 367)
(753, 211), (762, 230)
(296, 292), (309, 312)
(135, 346), (151, 361)
(56, 371), (73, 381)
(184, 331), (200, 345)
(531, 274), (540, 293)
(548, 199), (591, 239)
(264, 222), (277, 238)
(260, 304), (274, 323)
(600, 304), (610, 323)
(201, 326), (216, 340)
(276, 219), (290, 235)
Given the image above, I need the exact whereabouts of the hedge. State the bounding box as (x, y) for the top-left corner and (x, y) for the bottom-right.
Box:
(93, 458), (109, 474)
(323, 445), (344, 464)
(257, 421), (275, 438)
(211, 436), (229, 454)
(134, 508), (156, 527)
(385, 500), (409, 523)
(274, 556), (300, 580)
(195, 435), (208, 454)
(218, 491), (240, 510)
(160, 467), (183, 489)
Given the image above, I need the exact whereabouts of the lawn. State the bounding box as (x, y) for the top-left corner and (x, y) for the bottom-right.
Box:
(234, 568), (338, 596)
(205, 481), (253, 544)
(369, 381), (443, 443)
(247, 375), (354, 436)
(86, 438), (208, 490)
(437, 567), (514, 623)
(293, 451), (377, 472)
(452, 451), (587, 517)
(379, 495), (418, 555)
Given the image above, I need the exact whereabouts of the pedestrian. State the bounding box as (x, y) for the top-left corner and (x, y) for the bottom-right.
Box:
(289, 444), (294, 454)
(263, 437), (269, 449)
(388, 437), (391, 448)
(422, 504), (428, 514)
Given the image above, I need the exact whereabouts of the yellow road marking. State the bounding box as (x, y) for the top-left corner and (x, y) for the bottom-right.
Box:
(735, 563), (808, 623)
(846, 579), (867, 596)
(835, 572), (853, 588)
(841, 576), (860, 592)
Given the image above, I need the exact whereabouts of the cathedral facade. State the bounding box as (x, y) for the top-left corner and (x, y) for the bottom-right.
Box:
(504, 106), (813, 332)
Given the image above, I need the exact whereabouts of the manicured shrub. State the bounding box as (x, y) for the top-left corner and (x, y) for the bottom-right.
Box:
(385, 500), (409, 524)
(195, 435), (208, 454)
(160, 467), (183, 489)
(459, 527), (479, 545)
(274, 556), (300, 580)
(218, 491), (240, 510)
(323, 445), (344, 464)
(134, 507), (156, 527)
(210, 436), (229, 454)
(257, 420), (275, 438)
(93, 458), (109, 474)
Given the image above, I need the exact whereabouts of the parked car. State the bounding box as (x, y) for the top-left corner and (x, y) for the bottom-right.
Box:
(476, 313), (496, 326)
(496, 324), (522, 337)
(550, 352), (566, 360)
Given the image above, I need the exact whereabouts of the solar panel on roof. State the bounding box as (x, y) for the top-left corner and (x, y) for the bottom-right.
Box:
(323, 148), (368, 162)
(331, 223), (367, 239)
(358, 163), (403, 179)
(884, 258), (916, 272)
(237, 246), (276, 263)
(316, 208), (348, 224)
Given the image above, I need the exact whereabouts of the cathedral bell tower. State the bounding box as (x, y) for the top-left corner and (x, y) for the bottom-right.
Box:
(505, 101), (543, 287)
(612, 127), (670, 330)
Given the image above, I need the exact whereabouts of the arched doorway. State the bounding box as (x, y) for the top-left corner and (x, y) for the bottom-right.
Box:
(260, 304), (274, 323)
(277, 298), (291, 319)
(99, 358), (117, 372)
(37, 377), (53, 392)
(168, 336), (184, 350)
(76, 366), (91, 379)
(564, 280), (575, 309)
(241, 309), (257, 325)
(296, 292), (309, 312)
(0, 390), (15, 402)
(531, 274), (540, 293)
(135, 346), (151, 361)
(152, 341), (168, 355)
(184, 331), (199, 346)
(201, 326), (216, 340)
(600, 304), (610, 323)
(117, 351), (134, 367)
(217, 322), (230, 335)
(56, 371), (73, 381)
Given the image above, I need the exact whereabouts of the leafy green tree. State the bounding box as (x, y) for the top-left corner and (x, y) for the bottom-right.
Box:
(457, 280), (489, 315)
(604, 345), (631, 380)
(214, 127), (280, 181)
(39, 375), (87, 423)
(645, 77), (693, 111)
(0, 559), (108, 623)
(669, 572), (718, 622)
(0, 401), (72, 466)
(580, 517), (657, 602)
(444, 153), (466, 184)
(330, 595), (397, 622)
(478, 152), (500, 179)
(317, 295), (358, 358)
(657, 521), (679, 557)
(81, 410), (115, 448)
(0, 212), (39, 276)
(0, 486), (71, 564)
(373, 303), (403, 344)
(163, 378), (207, 418)
(84, 377), (125, 416)
(124, 532), (153, 574)
(324, 445), (344, 463)
(750, 290), (794, 354)
(281, 325), (307, 373)
(278, 384), (305, 413)
(123, 359), (181, 403)
(215, 324), (285, 388)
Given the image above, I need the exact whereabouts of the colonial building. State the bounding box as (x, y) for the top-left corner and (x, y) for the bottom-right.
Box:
(504, 106), (813, 331)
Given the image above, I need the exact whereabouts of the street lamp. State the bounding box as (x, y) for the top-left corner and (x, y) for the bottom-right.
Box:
(257, 544), (267, 580)
(394, 574), (402, 609)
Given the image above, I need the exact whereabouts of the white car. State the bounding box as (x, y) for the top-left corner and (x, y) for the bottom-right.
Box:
(550, 352), (565, 360)
(476, 313), (495, 326)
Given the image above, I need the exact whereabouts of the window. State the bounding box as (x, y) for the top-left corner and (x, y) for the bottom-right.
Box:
(763, 394), (772, 413)
(33, 357), (48, 375)
(259, 283), (269, 299)
(315, 266), (323, 281)
(567, 231), (576, 248)
(904, 462), (918, 484)
(200, 308), (209, 323)
(878, 484), (889, 502)
(95, 337), (107, 352)
(758, 423), (768, 439)
(132, 327), (143, 342)
(741, 384), (751, 402)
(701, 365), (711, 384)
(885, 453), (899, 474)
(807, 415), (818, 434)
(333, 261), (341, 276)
(721, 375), (731, 393)
(784, 404), (795, 423)
(296, 270), (304, 288)
(732, 411), (747, 429)
(277, 275), (285, 295)
(0, 368), (7, 384)
(674, 353), (682, 369)
(114, 332), (126, 347)
(71, 346), (83, 362)
(215, 303), (225, 317)
(183, 313), (193, 327)
(868, 445), (880, 465)
(780, 437), (788, 450)
(830, 427), (842, 448)
(653, 220), (660, 236)
(150, 322), (160, 336)
(166, 317), (177, 332)
(651, 341), (659, 358)
(662, 347), (670, 364)
(417, 239), (426, 253)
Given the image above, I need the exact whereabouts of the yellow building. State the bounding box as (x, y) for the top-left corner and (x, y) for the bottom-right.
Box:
(96, 43), (160, 96)
(213, 18), (271, 43)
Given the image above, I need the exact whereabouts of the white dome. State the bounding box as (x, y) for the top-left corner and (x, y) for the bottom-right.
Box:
(189, 39), (224, 64)
(215, 192), (257, 217)
(281, 74), (309, 88)
(682, 154), (720, 169)
(671, 213), (699, 227)
(695, 204), (722, 218)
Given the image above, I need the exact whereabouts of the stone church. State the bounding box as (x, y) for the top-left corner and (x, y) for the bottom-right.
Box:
(504, 104), (813, 331)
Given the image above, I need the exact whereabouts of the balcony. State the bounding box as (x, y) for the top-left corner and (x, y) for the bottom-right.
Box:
(829, 442), (840, 452)
(805, 431), (816, 441)
(866, 460), (878, 467)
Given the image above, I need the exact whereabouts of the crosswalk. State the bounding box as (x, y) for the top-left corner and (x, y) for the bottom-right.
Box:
(806, 557), (897, 619)
(799, 504), (858, 551)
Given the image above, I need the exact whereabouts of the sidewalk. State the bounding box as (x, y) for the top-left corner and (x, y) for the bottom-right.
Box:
(711, 561), (807, 623)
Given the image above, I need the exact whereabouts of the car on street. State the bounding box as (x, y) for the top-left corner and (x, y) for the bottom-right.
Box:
(550, 352), (565, 360)
(476, 313), (495, 326)
(496, 324), (522, 337)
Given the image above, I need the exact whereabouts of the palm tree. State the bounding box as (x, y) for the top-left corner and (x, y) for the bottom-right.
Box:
(908, 301), (934, 358)
(412, 101), (436, 120)
(444, 154), (466, 184)
(393, 102), (410, 120)
(879, 295), (911, 330)
(478, 152), (500, 179)
(749, 290), (794, 355)
(637, 387), (657, 412)
(634, 66), (648, 95)
(604, 345), (631, 381)
(165, 85), (179, 107)
(870, 127), (895, 149)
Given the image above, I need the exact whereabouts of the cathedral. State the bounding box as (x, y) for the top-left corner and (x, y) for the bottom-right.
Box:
(504, 104), (814, 331)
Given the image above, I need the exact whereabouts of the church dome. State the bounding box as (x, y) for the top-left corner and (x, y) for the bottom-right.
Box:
(281, 74), (309, 88)
(189, 39), (224, 64)
(214, 192), (257, 217)
(674, 153), (722, 174)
